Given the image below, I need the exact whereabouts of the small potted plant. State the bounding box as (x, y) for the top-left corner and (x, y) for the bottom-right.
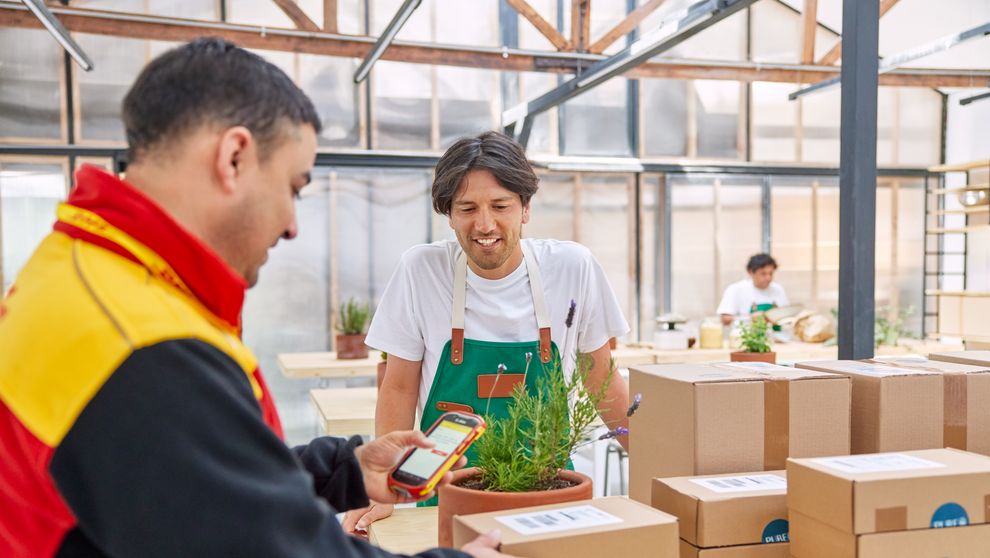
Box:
(730, 314), (776, 364)
(435, 302), (639, 546)
(335, 297), (371, 360)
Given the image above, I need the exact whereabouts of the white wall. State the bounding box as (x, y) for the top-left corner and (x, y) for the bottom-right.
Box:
(945, 90), (990, 291)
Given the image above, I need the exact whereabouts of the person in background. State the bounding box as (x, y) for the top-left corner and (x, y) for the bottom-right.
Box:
(0, 37), (510, 558)
(344, 131), (631, 532)
(716, 253), (789, 326)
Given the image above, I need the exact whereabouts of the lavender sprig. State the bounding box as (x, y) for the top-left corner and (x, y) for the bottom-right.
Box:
(626, 393), (642, 417)
(565, 299), (577, 328)
(599, 426), (629, 440)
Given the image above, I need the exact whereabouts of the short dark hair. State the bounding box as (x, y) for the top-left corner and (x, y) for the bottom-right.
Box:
(747, 253), (778, 273)
(432, 131), (538, 216)
(122, 37), (321, 162)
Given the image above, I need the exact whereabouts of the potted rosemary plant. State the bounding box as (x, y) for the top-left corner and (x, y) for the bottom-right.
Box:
(335, 297), (371, 359)
(730, 314), (776, 364)
(435, 302), (639, 546)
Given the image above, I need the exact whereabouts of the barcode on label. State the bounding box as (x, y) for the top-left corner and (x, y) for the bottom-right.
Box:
(689, 474), (787, 494)
(811, 453), (946, 474)
(495, 505), (623, 535)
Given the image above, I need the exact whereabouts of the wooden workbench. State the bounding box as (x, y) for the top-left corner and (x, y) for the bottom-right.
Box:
(278, 351), (380, 379)
(309, 387), (377, 436)
(645, 340), (964, 365)
(367, 506), (439, 555)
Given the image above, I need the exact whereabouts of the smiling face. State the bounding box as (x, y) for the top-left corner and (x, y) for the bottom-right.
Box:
(448, 169), (530, 280)
(214, 123), (317, 287)
(749, 264), (776, 290)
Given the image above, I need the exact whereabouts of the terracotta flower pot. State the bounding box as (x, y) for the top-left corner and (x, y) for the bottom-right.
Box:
(729, 350), (777, 364)
(376, 360), (387, 389)
(436, 467), (593, 547)
(335, 334), (368, 359)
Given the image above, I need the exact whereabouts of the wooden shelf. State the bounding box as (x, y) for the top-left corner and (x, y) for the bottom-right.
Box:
(929, 183), (989, 195)
(929, 160), (990, 173)
(927, 224), (990, 234)
(931, 206), (989, 216)
(926, 290), (990, 297)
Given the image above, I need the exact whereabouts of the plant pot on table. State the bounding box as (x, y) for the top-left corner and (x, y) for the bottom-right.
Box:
(336, 333), (369, 360)
(729, 350), (777, 364)
(436, 467), (593, 547)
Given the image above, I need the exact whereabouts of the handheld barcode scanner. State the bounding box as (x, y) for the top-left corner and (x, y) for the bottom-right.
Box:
(388, 411), (486, 499)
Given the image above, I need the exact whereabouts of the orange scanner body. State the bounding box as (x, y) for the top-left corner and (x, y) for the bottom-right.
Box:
(387, 411), (486, 500)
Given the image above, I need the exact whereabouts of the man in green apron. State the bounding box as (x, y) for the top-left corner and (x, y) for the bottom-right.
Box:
(344, 131), (631, 532)
(716, 253), (790, 329)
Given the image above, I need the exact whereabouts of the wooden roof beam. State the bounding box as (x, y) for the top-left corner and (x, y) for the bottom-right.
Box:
(272, 0), (320, 32)
(817, 0), (901, 65)
(505, 0), (570, 51)
(589, 0), (666, 54)
(800, 0), (818, 64)
(1, 3), (985, 89)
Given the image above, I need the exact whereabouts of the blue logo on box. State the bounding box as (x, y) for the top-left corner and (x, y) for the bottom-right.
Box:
(761, 519), (789, 543)
(931, 503), (969, 528)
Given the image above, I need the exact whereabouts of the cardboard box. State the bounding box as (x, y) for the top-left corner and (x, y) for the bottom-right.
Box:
(452, 497), (679, 558)
(872, 356), (990, 455)
(930, 350), (990, 367)
(795, 360), (943, 454)
(790, 509), (990, 558)
(679, 540), (790, 558)
(788, 448), (990, 537)
(652, 471), (788, 548)
(629, 362), (850, 503)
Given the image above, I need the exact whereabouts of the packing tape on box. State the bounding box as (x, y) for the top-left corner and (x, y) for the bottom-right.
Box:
(863, 359), (967, 450)
(875, 506), (908, 532)
(764, 379), (790, 470)
(709, 365), (791, 470)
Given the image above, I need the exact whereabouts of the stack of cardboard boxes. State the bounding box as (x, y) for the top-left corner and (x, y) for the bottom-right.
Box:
(788, 449), (990, 557)
(652, 471), (790, 557)
(628, 362), (851, 503)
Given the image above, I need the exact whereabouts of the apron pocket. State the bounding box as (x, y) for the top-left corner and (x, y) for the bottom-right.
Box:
(477, 373), (526, 398)
(435, 401), (474, 413)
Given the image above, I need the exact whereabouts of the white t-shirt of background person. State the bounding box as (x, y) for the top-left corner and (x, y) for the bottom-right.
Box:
(365, 238), (630, 419)
(715, 278), (790, 318)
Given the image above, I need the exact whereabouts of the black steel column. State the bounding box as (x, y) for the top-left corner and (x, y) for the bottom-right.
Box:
(837, 0), (879, 359)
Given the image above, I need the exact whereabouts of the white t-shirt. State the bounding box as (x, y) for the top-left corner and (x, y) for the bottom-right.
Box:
(365, 238), (629, 418)
(716, 279), (789, 318)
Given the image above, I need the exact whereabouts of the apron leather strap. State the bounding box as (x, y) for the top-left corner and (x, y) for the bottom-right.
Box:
(450, 241), (552, 364)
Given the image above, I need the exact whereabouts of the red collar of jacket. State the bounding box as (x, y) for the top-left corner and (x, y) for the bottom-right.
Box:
(57, 165), (247, 329)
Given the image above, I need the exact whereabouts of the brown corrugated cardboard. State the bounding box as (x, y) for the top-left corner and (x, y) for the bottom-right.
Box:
(452, 497), (679, 558)
(652, 471), (788, 547)
(629, 362), (850, 503)
(930, 350), (990, 367)
(790, 509), (990, 558)
(679, 540), (790, 558)
(795, 360), (943, 454)
(871, 356), (990, 456)
(788, 448), (990, 536)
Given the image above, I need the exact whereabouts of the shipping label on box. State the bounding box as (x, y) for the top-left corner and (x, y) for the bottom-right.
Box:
(680, 539), (791, 558)
(653, 471), (788, 548)
(452, 497), (679, 558)
(788, 448), (990, 536)
(790, 509), (990, 558)
(629, 363), (850, 503)
(795, 360), (943, 454)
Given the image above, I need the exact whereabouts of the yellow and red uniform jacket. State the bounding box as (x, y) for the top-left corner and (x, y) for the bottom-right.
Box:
(0, 166), (464, 558)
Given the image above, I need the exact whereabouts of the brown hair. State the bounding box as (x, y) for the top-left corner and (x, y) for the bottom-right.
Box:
(432, 131), (539, 216)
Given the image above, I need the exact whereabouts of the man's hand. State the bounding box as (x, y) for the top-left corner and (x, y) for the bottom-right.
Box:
(341, 502), (394, 534)
(353, 430), (466, 505)
(461, 529), (519, 558)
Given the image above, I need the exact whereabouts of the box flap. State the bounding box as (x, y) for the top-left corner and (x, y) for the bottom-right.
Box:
(630, 363), (843, 384)
(869, 356), (990, 375)
(797, 360), (940, 378)
(930, 351), (990, 368)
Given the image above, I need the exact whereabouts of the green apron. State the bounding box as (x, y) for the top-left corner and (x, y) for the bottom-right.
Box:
(751, 302), (782, 331)
(418, 243), (560, 506)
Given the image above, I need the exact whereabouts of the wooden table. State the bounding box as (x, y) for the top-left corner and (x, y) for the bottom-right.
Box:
(309, 387), (377, 436)
(367, 506), (439, 554)
(278, 351), (380, 379)
(644, 340), (965, 365)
